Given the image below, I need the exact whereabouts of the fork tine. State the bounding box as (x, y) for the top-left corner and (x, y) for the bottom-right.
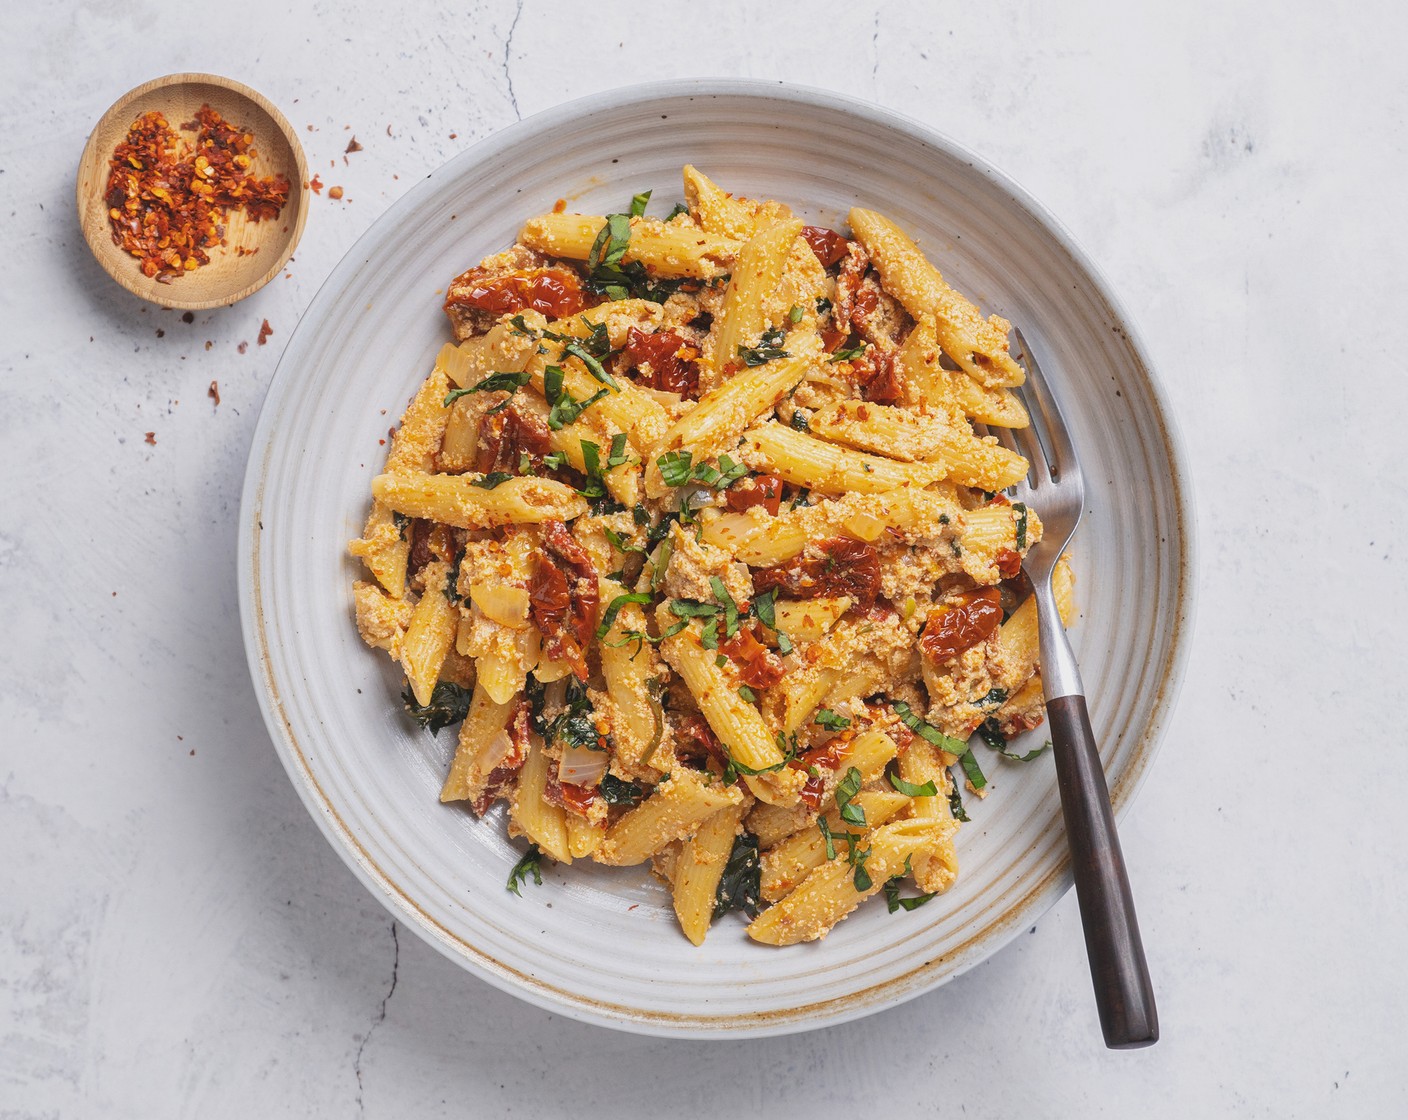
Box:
(1013, 329), (1078, 482)
(1000, 395), (1046, 490)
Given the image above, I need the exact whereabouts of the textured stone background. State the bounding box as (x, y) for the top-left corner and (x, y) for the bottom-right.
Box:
(3, 1), (1404, 1115)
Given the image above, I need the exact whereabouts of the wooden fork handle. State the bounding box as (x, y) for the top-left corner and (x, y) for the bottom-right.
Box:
(1047, 694), (1159, 1049)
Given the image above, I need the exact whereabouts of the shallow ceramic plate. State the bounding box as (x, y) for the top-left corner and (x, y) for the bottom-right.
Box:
(238, 80), (1195, 1037)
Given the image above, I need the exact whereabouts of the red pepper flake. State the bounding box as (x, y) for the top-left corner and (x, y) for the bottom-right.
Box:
(103, 106), (290, 281)
(257, 319), (273, 346)
(237, 341), (248, 354)
(449, 132), (458, 140)
(144, 431), (156, 445)
(345, 136), (363, 154)
(308, 173), (323, 194)
(208, 380), (221, 405)
(204, 340), (213, 351)
(328, 185), (344, 200)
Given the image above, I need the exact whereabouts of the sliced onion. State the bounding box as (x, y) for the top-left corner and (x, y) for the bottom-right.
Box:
(841, 510), (886, 542)
(480, 728), (514, 772)
(685, 486), (722, 510)
(558, 741), (608, 786)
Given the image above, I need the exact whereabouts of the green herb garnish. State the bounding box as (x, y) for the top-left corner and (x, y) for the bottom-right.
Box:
(713, 832), (762, 920)
(401, 681), (473, 734)
(889, 773), (938, 798)
(737, 327), (789, 366)
(506, 844), (544, 896)
(814, 709), (850, 732)
(835, 766), (866, 826)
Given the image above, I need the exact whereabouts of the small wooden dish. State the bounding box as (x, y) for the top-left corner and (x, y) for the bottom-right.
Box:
(76, 73), (309, 311)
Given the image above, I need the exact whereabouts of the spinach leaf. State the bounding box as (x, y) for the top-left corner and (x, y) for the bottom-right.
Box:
(506, 844), (544, 896)
(401, 681), (473, 734)
(713, 831), (762, 920)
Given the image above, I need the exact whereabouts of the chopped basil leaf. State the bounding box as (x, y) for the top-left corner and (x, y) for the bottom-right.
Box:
(607, 432), (630, 468)
(751, 588), (777, 629)
(563, 339), (619, 389)
(892, 700), (969, 754)
(713, 831), (761, 920)
(629, 189), (651, 218)
(1014, 502), (1029, 550)
(889, 773), (938, 798)
(588, 213), (632, 270)
(775, 631), (794, 655)
(737, 327), (790, 366)
(700, 617), (720, 650)
(472, 472), (514, 490)
(958, 749), (987, 791)
(401, 681), (473, 734)
(657, 450), (694, 487)
(790, 409), (811, 432)
(788, 304), (804, 323)
(815, 296), (833, 315)
(669, 598), (719, 618)
(506, 844), (544, 896)
(603, 526), (645, 555)
(444, 550), (464, 604)
(828, 342), (868, 363)
(977, 718), (1051, 762)
(709, 576), (740, 638)
(664, 201), (689, 221)
(852, 847), (873, 891)
(814, 709), (850, 732)
(835, 766), (866, 826)
(596, 592), (652, 639)
(948, 781), (970, 822)
(737, 685), (757, 703)
(651, 534), (674, 591)
(599, 772), (645, 806)
(884, 861), (938, 913)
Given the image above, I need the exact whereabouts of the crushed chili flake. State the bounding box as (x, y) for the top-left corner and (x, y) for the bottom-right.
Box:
(257, 319), (273, 345)
(308, 173), (323, 194)
(345, 136), (362, 154)
(328, 185), (344, 200)
(144, 431), (156, 445)
(204, 340), (212, 350)
(237, 341), (249, 354)
(208, 380), (221, 405)
(104, 106), (290, 281)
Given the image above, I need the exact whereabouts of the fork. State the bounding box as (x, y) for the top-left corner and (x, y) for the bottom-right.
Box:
(995, 330), (1159, 1049)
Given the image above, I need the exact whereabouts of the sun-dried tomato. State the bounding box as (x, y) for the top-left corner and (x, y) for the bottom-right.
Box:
(477, 405), (555, 474)
(529, 521), (599, 681)
(724, 474), (783, 516)
(674, 713), (724, 765)
(790, 734), (854, 810)
(625, 327), (699, 396)
(560, 781), (598, 817)
(920, 587), (1003, 664)
(854, 347), (902, 404)
(720, 626), (786, 689)
(444, 266), (588, 319)
(995, 548), (1023, 580)
(407, 518), (435, 578)
(801, 225), (849, 268)
(471, 703), (530, 814)
(753, 538), (881, 608)
(104, 105), (290, 281)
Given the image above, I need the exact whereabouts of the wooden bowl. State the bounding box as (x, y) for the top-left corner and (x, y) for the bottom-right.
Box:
(76, 73), (309, 311)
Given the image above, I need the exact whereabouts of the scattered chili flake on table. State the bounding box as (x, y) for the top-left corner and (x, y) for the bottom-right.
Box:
(104, 105), (290, 282)
(257, 319), (273, 345)
(238, 341), (249, 354)
(308, 173), (323, 194)
(208, 380), (221, 405)
(144, 431), (156, 445)
(328, 185), (344, 200)
(345, 136), (362, 154)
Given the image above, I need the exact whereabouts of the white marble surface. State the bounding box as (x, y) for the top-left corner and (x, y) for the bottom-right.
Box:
(3, 1), (1405, 1115)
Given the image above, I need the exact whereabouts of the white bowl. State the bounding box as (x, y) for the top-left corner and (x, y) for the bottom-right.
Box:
(238, 79), (1195, 1037)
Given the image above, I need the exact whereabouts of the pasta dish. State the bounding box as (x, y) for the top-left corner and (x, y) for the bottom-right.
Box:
(349, 167), (1074, 945)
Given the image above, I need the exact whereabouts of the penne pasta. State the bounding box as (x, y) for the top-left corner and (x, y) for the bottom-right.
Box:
(848, 208), (1024, 389)
(351, 168), (1077, 946)
(673, 801), (749, 945)
(372, 471), (588, 528)
(520, 212), (740, 278)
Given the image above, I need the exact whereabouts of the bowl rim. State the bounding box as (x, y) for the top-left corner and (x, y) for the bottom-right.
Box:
(237, 77), (1198, 1037)
(75, 70), (310, 311)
